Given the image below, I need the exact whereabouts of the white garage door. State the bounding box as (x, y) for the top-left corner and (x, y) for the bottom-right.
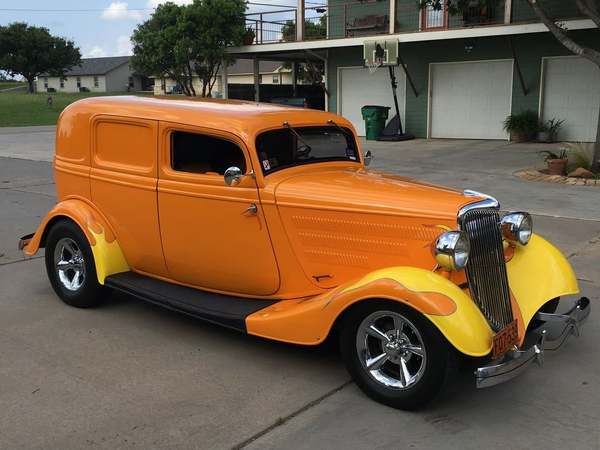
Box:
(338, 66), (406, 136)
(542, 56), (600, 142)
(430, 60), (513, 139)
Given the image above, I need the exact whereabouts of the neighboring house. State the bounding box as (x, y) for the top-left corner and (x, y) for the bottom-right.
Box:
(153, 60), (302, 96)
(37, 56), (148, 93)
(234, 0), (600, 141)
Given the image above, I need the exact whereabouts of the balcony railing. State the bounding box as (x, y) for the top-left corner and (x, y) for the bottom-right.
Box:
(243, 0), (586, 45)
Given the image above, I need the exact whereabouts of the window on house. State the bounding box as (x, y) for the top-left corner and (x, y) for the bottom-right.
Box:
(170, 131), (246, 175)
(161, 79), (166, 92)
(60, 78), (65, 88)
(76, 77), (81, 88)
(128, 77), (134, 88)
(93, 76), (99, 88)
(272, 74), (279, 84)
(42, 77), (48, 89)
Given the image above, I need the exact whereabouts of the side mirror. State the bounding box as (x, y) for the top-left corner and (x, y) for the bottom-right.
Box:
(364, 150), (373, 167)
(224, 166), (243, 186)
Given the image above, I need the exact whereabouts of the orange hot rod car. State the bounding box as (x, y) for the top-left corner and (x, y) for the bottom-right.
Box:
(20, 96), (590, 409)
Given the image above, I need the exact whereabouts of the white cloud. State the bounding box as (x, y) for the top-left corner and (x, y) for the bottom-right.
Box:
(101, 2), (144, 20)
(147, 0), (192, 8)
(85, 46), (108, 58)
(116, 35), (133, 56)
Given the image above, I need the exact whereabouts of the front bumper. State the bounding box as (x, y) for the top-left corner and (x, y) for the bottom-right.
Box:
(475, 296), (591, 388)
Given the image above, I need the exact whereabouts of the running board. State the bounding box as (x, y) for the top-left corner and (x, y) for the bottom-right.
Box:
(104, 272), (279, 333)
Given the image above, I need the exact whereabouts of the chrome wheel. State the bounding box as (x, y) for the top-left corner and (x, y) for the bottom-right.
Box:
(54, 237), (86, 291)
(356, 310), (427, 389)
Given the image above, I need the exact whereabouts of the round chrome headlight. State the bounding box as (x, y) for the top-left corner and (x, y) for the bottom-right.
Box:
(434, 231), (470, 271)
(501, 212), (533, 245)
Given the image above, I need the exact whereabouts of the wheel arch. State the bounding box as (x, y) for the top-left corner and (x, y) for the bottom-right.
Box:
(25, 198), (129, 284)
(246, 267), (494, 356)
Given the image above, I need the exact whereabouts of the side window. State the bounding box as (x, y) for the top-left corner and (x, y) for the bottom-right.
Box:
(171, 131), (246, 175)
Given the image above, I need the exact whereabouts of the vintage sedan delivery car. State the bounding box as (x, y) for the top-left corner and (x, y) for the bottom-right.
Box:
(20, 96), (590, 409)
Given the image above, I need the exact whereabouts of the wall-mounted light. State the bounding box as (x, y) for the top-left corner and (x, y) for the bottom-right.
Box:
(464, 40), (475, 53)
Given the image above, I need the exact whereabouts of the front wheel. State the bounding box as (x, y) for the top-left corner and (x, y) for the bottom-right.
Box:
(340, 301), (452, 410)
(44, 219), (105, 308)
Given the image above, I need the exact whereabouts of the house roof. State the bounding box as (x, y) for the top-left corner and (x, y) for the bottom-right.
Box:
(41, 56), (130, 77)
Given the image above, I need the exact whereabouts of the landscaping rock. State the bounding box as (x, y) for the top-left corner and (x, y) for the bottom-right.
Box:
(568, 167), (595, 178)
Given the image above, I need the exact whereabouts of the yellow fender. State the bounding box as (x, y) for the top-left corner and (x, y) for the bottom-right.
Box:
(247, 266), (494, 356)
(24, 198), (129, 284)
(507, 233), (579, 328)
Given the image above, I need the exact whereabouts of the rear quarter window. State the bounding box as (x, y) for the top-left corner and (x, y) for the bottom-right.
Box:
(93, 118), (157, 175)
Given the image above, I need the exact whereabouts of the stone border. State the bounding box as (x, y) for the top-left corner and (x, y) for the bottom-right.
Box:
(514, 169), (600, 186)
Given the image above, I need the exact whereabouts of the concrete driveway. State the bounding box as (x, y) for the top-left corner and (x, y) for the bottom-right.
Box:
(1, 128), (599, 449)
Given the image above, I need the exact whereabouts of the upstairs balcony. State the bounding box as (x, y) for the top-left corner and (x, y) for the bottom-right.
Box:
(244, 0), (586, 45)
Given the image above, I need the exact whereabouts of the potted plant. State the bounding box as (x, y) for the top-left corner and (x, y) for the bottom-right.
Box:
(243, 27), (255, 45)
(503, 110), (539, 142)
(539, 148), (568, 175)
(538, 118), (564, 143)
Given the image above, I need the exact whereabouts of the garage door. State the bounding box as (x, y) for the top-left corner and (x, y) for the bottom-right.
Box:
(338, 66), (406, 136)
(430, 60), (513, 139)
(541, 56), (600, 142)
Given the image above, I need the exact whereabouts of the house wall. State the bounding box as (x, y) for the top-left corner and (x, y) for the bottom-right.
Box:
(105, 63), (134, 92)
(327, 30), (599, 138)
(36, 75), (107, 93)
(326, 0), (580, 38)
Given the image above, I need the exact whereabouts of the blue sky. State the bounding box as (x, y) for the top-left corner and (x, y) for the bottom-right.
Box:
(0, 0), (299, 58)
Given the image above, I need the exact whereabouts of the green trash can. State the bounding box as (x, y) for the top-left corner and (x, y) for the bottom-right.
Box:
(361, 105), (390, 140)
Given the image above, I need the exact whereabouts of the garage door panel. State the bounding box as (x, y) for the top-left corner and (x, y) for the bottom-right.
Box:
(542, 57), (600, 142)
(339, 67), (406, 136)
(430, 60), (512, 140)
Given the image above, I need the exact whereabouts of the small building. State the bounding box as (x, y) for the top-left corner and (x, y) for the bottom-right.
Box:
(37, 56), (148, 93)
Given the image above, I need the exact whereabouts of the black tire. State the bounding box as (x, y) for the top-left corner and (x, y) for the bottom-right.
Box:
(340, 301), (452, 410)
(44, 219), (105, 308)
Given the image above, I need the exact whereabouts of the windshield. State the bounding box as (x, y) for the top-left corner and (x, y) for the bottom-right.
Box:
(256, 126), (359, 174)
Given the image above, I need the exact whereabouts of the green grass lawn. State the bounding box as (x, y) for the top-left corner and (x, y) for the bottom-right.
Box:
(0, 92), (150, 127)
(0, 81), (27, 90)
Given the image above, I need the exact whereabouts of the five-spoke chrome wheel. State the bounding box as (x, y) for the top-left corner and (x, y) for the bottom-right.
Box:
(356, 310), (427, 389)
(54, 237), (86, 292)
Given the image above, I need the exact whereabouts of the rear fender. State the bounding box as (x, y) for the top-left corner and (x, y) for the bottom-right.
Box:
(247, 266), (494, 356)
(24, 198), (129, 284)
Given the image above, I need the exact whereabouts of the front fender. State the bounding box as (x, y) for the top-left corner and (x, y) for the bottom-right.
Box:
(24, 198), (129, 284)
(246, 266), (494, 356)
(507, 233), (579, 328)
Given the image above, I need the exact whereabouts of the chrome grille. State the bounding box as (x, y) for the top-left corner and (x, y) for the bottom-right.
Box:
(459, 207), (513, 331)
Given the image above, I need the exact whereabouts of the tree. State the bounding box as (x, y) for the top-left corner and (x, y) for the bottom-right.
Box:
(419, 0), (600, 172)
(0, 23), (81, 93)
(282, 15), (327, 42)
(131, 0), (246, 97)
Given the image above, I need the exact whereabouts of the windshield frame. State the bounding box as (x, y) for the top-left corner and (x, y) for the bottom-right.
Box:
(255, 125), (360, 176)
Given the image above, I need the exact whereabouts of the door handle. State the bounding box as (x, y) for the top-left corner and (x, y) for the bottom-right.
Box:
(242, 203), (258, 215)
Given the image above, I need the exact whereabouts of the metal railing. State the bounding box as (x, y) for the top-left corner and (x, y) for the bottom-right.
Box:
(243, 0), (587, 45)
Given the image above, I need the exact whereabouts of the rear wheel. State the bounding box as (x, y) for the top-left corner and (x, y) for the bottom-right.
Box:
(340, 301), (452, 410)
(44, 220), (105, 308)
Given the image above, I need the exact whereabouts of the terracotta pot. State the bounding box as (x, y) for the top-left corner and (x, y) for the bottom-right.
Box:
(547, 158), (567, 176)
(243, 33), (255, 45)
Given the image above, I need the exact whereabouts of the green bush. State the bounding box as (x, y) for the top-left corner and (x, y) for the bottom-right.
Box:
(503, 110), (539, 135)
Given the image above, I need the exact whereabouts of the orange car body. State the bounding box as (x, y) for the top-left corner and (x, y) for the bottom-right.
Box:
(24, 96), (579, 357)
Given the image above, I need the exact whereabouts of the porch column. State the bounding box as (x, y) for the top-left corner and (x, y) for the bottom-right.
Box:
(253, 56), (260, 102)
(389, 0), (396, 34)
(296, 0), (305, 42)
(504, 0), (512, 24)
(221, 59), (228, 99)
(292, 61), (298, 97)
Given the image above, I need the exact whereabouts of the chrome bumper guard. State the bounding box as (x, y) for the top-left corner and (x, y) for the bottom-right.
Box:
(475, 296), (591, 388)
